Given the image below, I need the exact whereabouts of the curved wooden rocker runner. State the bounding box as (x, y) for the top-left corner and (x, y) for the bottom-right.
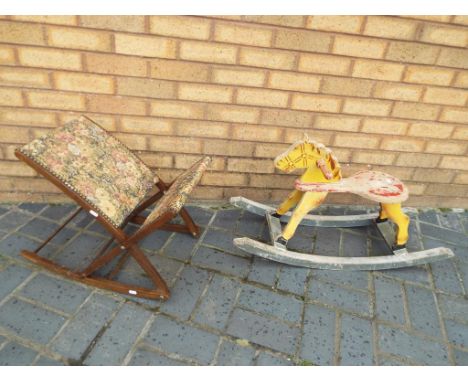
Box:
(231, 136), (454, 270)
(15, 116), (211, 300)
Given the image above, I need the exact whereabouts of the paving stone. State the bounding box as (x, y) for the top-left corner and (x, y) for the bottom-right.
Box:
(311, 269), (369, 291)
(48, 227), (78, 247)
(184, 205), (214, 226)
(85, 220), (111, 237)
(85, 303), (152, 365)
(159, 266), (210, 321)
(202, 227), (247, 257)
(453, 348), (468, 366)
(192, 246), (251, 278)
(235, 210), (265, 239)
(277, 266), (309, 295)
(438, 212), (464, 233)
(34, 356), (66, 366)
(238, 284), (303, 323)
(438, 294), (468, 323)
(307, 279), (371, 317)
(378, 266), (430, 285)
(0, 206), (8, 217)
(18, 203), (47, 214)
(128, 348), (190, 366)
(19, 274), (91, 314)
(139, 230), (172, 252)
(51, 294), (120, 361)
(378, 325), (449, 365)
(248, 257), (279, 286)
(19, 218), (61, 241)
(339, 314), (373, 365)
(374, 276), (406, 325)
(287, 233), (314, 253)
(0, 211), (33, 232)
(0, 298), (66, 344)
(457, 261), (468, 293)
(69, 210), (93, 229)
(423, 237), (467, 262)
(143, 315), (220, 365)
(420, 222), (468, 248)
(211, 209), (241, 231)
(314, 228), (340, 256)
(215, 340), (256, 365)
(227, 308), (299, 355)
(369, 237), (392, 257)
(0, 233), (29, 258)
(405, 284), (441, 338)
(0, 264), (32, 301)
(378, 355), (413, 366)
(342, 231), (367, 257)
(193, 274), (240, 331)
(0, 342), (38, 365)
(163, 232), (198, 261)
(300, 303), (336, 365)
(430, 259), (464, 295)
(256, 352), (294, 366)
(406, 220), (423, 252)
(40, 204), (77, 222)
(444, 319), (468, 349)
(418, 210), (439, 225)
(55, 233), (106, 272)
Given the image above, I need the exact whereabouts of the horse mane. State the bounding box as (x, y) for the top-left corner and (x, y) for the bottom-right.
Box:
(274, 133), (342, 179)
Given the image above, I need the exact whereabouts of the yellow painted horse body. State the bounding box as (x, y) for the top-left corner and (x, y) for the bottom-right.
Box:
(273, 137), (410, 249)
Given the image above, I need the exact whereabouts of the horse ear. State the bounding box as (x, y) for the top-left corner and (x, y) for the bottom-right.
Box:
(303, 132), (309, 142)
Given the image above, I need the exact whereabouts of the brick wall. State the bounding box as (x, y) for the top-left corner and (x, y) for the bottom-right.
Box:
(0, 15), (467, 207)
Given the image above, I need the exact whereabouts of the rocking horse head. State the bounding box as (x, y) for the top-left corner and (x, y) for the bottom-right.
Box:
(274, 134), (342, 181)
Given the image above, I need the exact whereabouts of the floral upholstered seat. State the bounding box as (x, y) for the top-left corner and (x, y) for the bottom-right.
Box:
(18, 116), (156, 227)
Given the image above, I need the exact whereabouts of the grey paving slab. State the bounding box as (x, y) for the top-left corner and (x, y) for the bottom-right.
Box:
(84, 303), (152, 365)
(18, 274), (91, 315)
(444, 319), (468, 349)
(277, 266), (309, 296)
(457, 260), (468, 293)
(202, 227), (247, 257)
(0, 298), (66, 344)
(369, 237), (392, 257)
(235, 210), (265, 239)
(227, 308), (300, 355)
(418, 210), (439, 225)
(300, 303), (336, 365)
(193, 274), (240, 331)
(139, 230), (172, 252)
(0, 341), (38, 365)
(256, 352), (294, 366)
(311, 269), (370, 291)
(192, 245), (251, 278)
(377, 266), (430, 286)
(56, 233), (106, 272)
(307, 279), (371, 317)
(374, 276), (406, 325)
(163, 232), (198, 261)
(50, 294), (120, 361)
(18, 203), (47, 214)
(18, 218), (60, 241)
(128, 348), (190, 366)
(34, 356), (67, 366)
(405, 284), (442, 338)
(378, 325), (450, 365)
(237, 284), (303, 323)
(0, 211), (33, 232)
(423, 237), (468, 262)
(339, 314), (373, 365)
(420, 222), (468, 248)
(211, 209), (242, 231)
(0, 233), (40, 261)
(215, 339), (256, 365)
(287, 232), (314, 253)
(430, 259), (464, 295)
(453, 348), (468, 366)
(342, 231), (367, 257)
(40, 204), (76, 222)
(143, 315), (220, 365)
(0, 264), (32, 301)
(184, 205), (214, 226)
(438, 294), (468, 323)
(438, 212), (464, 233)
(247, 257), (279, 286)
(159, 266), (210, 321)
(314, 227), (340, 256)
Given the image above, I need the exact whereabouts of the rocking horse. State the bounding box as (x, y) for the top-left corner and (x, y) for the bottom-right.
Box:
(231, 135), (454, 270)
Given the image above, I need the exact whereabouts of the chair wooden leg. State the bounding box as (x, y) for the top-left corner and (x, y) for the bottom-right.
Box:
(179, 208), (200, 237)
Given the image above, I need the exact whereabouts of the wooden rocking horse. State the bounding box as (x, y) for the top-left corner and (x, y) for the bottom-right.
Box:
(231, 135), (454, 270)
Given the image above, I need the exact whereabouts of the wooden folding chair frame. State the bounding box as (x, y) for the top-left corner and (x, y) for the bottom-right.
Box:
(15, 150), (203, 301)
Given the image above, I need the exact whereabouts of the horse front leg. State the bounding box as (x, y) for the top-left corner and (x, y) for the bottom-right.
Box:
(274, 189), (304, 217)
(277, 191), (327, 246)
(381, 203), (410, 248)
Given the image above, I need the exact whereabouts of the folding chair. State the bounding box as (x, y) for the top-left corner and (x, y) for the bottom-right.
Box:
(15, 116), (211, 300)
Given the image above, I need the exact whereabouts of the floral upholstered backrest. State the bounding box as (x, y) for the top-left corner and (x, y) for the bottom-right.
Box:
(18, 116), (156, 227)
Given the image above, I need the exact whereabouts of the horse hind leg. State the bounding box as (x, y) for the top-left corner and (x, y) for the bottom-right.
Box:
(280, 192), (327, 243)
(274, 189), (303, 217)
(381, 203), (410, 248)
